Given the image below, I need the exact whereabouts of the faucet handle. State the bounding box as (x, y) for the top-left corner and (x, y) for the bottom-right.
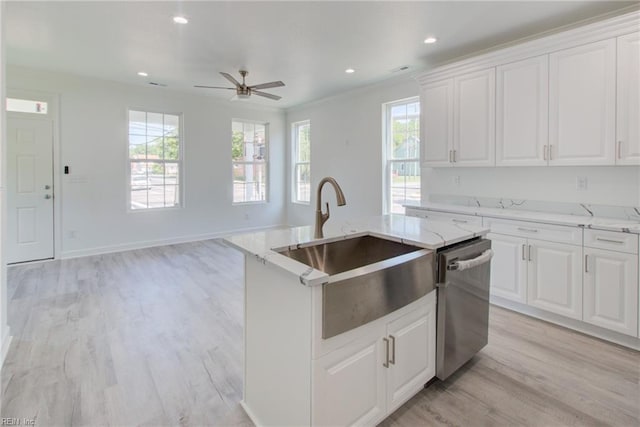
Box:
(323, 202), (330, 222)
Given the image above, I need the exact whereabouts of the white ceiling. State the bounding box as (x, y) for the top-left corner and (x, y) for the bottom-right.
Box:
(6, 1), (638, 109)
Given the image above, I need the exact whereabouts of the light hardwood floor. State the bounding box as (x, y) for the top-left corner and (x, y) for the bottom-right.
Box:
(2, 240), (639, 426)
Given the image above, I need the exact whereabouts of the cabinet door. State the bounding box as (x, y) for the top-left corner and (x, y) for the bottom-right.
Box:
(549, 39), (616, 165)
(584, 248), (639, 336)
(312, 327), (386, 426)
(527, 240), (582, 320)
(386, 302), (435, 414)
(421, 79), (454, 167)
(496, 56), (549, 166)
(453, 68), (496, 167)
(616, 32), (640, 165)
(488, 233), (528, 304)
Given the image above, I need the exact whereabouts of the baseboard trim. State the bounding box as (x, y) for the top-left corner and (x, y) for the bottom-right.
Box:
(1, 328), (12, 368)
(60, 224), (290, 260)
(491, 296), (640, 351)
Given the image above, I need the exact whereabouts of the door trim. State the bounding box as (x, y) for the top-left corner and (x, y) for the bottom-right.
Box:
(7, 89), (61, 261)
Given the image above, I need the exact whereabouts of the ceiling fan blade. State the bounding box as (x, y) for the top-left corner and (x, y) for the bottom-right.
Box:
(220, 72), (241, 87)
(249, 81), (285, 90)
(194, 85), (236, 90)
(252, 90), (281, 101)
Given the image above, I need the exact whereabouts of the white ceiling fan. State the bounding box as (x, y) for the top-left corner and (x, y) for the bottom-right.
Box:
(195, 70), (285, 100)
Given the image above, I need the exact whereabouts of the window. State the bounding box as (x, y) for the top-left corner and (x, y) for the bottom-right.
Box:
(6, 98), (48, 114)
(385, 98), (420, 214)
(232, 120), (268, 203)
(292, 120), (311, 204)
(128, 110), (182, 210)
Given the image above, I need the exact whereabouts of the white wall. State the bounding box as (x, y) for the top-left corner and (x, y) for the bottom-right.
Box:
(423, 166), (640, 207)
(7, 66), (286, 258)
(285, 77), (419, 226)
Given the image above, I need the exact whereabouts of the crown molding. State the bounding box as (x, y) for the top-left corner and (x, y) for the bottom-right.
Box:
(416, 10), (640, 85)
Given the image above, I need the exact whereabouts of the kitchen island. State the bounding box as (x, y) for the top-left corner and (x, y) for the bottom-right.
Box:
(224, 214), (489, 426)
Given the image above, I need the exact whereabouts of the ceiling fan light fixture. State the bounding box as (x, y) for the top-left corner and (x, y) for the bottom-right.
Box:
(173, 16), (189, 24)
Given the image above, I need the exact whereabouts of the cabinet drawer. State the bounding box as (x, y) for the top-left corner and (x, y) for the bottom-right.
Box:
(584, 229), (638, 254)
(405, 208), (482, 225)
(484, 218), (582, 245)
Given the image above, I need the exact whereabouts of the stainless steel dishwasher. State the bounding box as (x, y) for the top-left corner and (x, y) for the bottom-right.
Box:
(436, 238), (493, 381)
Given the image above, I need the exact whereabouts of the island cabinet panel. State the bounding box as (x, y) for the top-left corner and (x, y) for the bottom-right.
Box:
(616, 31), (640, 165)
(496, 55), (549, 166)
(312, 326), (387, 427)
(549, 39), (616, 165)
(488, 232), (528, 304)
(386, 300), (436, 414)
(527, 240), (583, 320)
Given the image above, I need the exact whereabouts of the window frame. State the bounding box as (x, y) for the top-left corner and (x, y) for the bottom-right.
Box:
(291, 120), (311, 205)
(126, 109), (184, 212)
(383, 97), (421, 214)
(232, 119), (270, 205)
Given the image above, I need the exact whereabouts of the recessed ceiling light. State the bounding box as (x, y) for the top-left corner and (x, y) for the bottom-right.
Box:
(173, 16), (188, 24)
(137, 71), (148, 77)
(345, 68), (355, 74)
(424, 37), (438, 44)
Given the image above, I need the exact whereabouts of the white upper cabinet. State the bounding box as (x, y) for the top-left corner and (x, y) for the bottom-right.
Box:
(421, 79), (454, 167)
(616, 32), (640, 165)
(453, 68), (496, 167)
(496, 55), (549, 166)
(549, 39), (616, 165)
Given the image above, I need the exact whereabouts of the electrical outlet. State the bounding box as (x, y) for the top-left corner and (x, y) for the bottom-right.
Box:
(453, 175), (461, 186)
(576, 176), (588, 191)
(67, 230), (77, 239)
(244, 213), (250, 220)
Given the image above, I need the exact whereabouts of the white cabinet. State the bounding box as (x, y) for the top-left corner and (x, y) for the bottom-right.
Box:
(549, 39), (616, 165)
(584, 248), (638, 336)
(488, 232), (528, 304)
(496, 55), (549, 166)
(421, 79), (453, 167)
(583, 229), (639, 337)
(616, 31), (640, 165)
(454, 69), (496, 167)
(313, 294), (436, 426)
(312, 327), (386, 426)
(527, 239), (583, 320)
(386, 302), (436, 414)
(421, 68), (495, 167)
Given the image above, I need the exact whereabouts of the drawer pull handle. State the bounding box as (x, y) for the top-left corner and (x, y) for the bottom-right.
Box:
(452, 219), (468, 223)
(596, 237), (624, 244)
(522, 244), (526, 261)
(517, 227), (539, 233)
(528, 245), (532, 262)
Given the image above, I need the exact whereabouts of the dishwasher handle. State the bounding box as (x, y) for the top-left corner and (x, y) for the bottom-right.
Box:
(447, 249), (494, 271)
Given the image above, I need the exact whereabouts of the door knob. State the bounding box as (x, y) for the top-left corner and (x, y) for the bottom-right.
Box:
(44, 185), (51, 190)
(44, 194), (52, 200)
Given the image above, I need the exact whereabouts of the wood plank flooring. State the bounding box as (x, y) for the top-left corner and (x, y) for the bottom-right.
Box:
(2, 240), (639, 426)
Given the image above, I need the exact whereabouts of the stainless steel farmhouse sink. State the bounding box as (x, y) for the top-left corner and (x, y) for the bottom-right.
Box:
(277, 235), (436, 338)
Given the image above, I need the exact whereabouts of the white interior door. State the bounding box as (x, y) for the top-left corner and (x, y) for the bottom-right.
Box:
(7, 116), (54, 263)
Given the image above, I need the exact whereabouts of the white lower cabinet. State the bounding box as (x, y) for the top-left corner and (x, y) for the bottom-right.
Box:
(584, 248), (639, 336)
(312, 297), (436, 426)
(488, 233), (528, 303)
(312, 326), (386, 426)
(527, 239), (583, 320)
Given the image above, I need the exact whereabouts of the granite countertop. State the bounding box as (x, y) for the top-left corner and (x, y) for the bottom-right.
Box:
(405, 203), (640, 234)
(223, 214), (489, 286)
